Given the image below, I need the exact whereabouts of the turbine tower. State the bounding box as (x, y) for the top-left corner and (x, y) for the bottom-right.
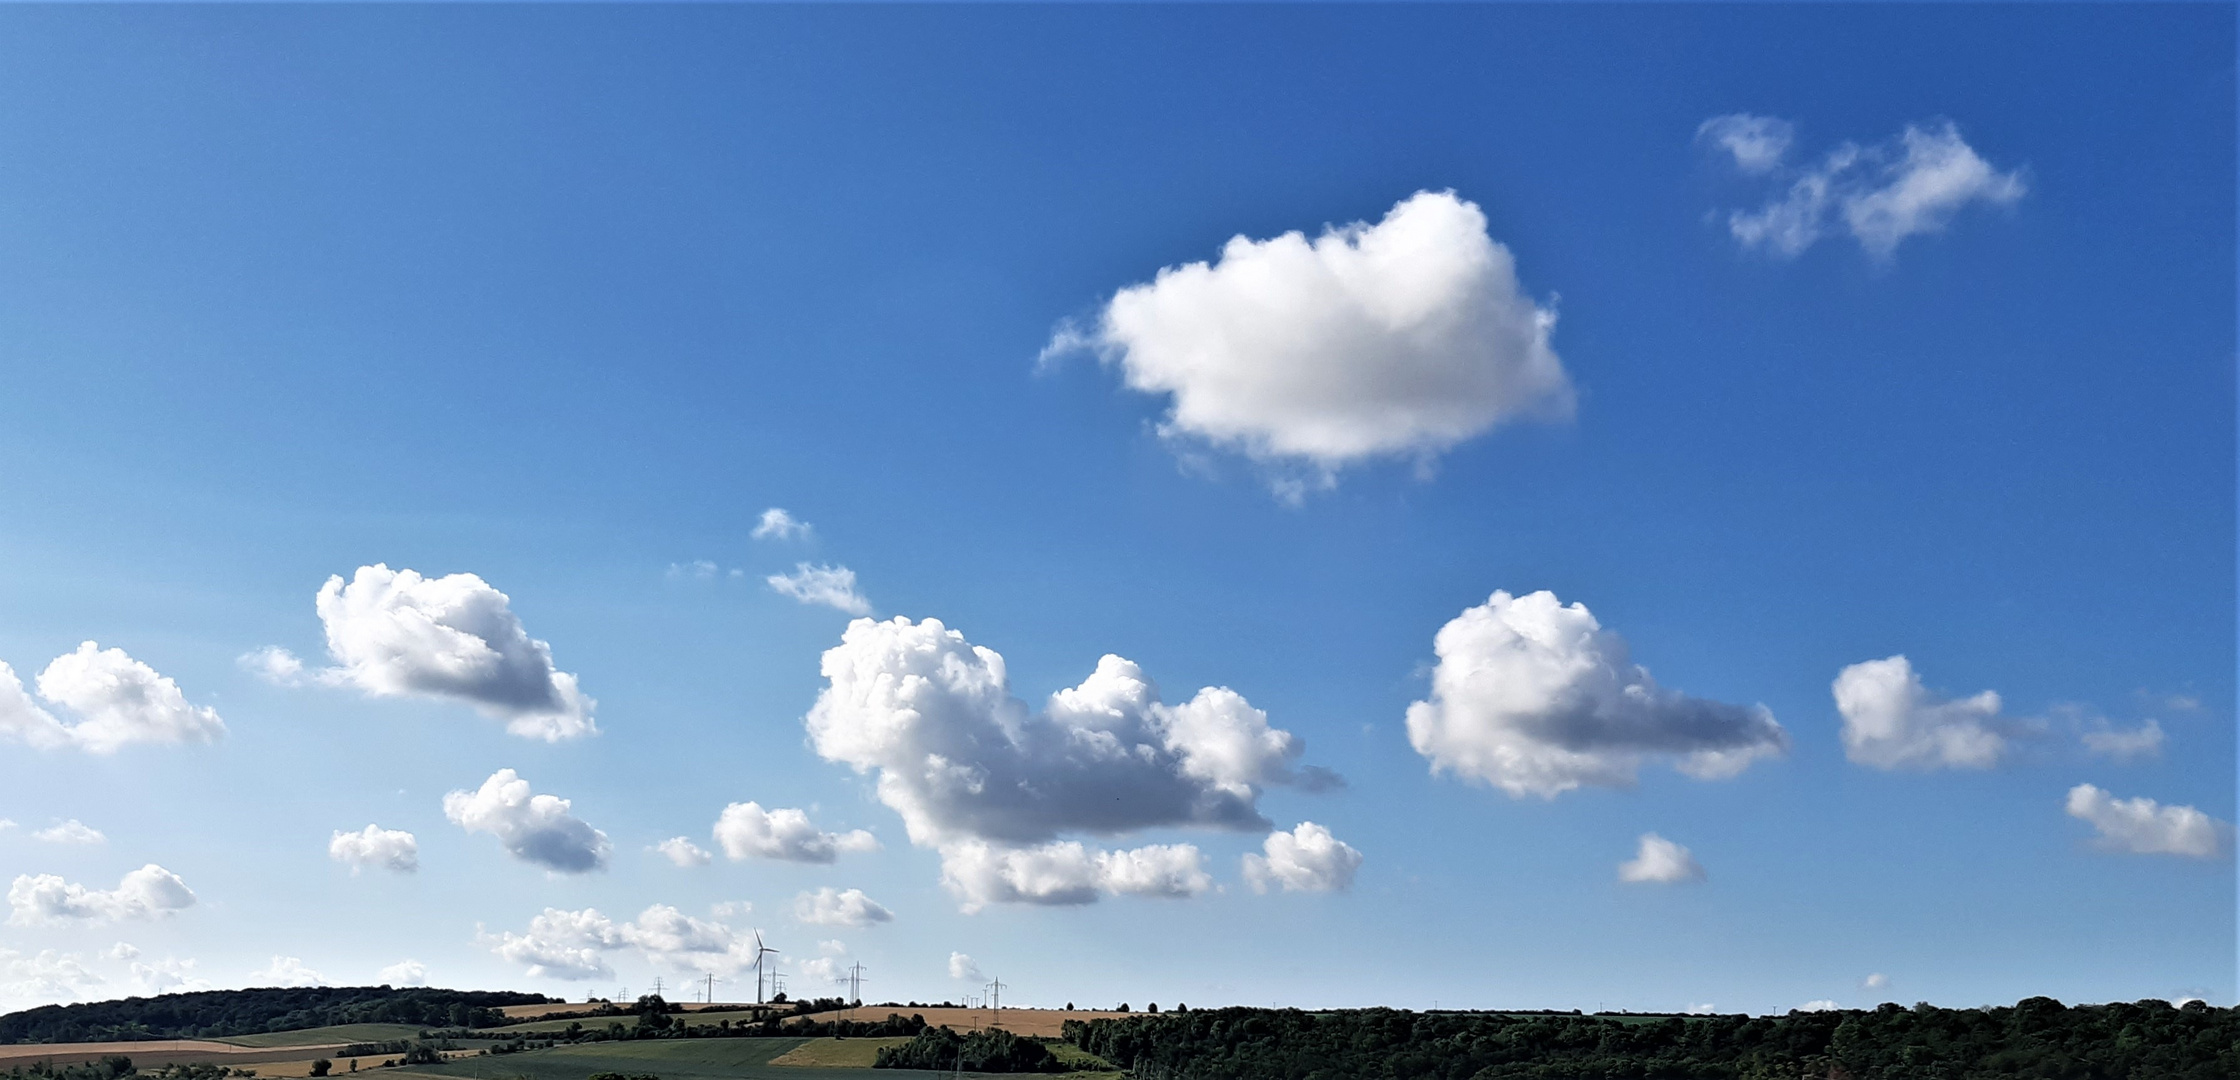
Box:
(751, 932), (781, 1005)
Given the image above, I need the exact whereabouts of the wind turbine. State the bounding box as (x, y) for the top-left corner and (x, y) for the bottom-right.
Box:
(751, 932), (781, 1005)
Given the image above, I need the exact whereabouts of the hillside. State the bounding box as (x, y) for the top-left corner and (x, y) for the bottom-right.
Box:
(0, 989), (557, 1044)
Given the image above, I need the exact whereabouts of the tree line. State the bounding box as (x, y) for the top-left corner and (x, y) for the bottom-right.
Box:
(1061, 999), (2240, 1080)
(0, 988), (557, 1044)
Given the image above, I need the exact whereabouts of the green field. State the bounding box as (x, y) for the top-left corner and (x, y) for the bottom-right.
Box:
(378, 1038), (1031, 1080)
(488, 1012), (771, 1036)
(219, 1025), (441, 1048)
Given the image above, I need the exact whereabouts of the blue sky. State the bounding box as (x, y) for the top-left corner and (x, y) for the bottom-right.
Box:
(0, 5), (2231, 1017)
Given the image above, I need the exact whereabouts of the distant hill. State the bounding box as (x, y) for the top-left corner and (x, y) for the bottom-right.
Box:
(0, 987), (559, 1044)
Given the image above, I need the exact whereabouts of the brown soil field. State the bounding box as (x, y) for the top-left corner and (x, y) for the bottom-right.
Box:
(0, 1043), (347, 1069)
(796, 1008), (1130, 1038)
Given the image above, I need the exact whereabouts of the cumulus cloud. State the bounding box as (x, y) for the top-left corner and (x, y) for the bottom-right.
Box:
(443, 769), (611, 874)
(329, 825), (419, 873)
(129, 956), (210, 996)
(2081, 719), (2165, 762)
(712, 802), (877, 864)
(655, 837), (713, 868)
(0, 949), (102, 1011)
(794, 888), (895, 928)
(1795, 1000), (1840, 1014)
(487, 904), (767, 980)
(1697, 113), (1795, 174)
(1618, 833), (1706, 884)
(276, 564), (597, 741)
(1833, 656), (2018, 771)
(1862, 973), (1890, 991)
(104, 943), (138, 961)
(1046, 190), (1573, 490)
(249, 956), (326, 988)
(752, 508), (812, 542)
(948, 952), (982, 982)
(807, 615), (1325, 907)
(34, 821), (104, 845)
(767, 564), (872, 616)
(378, 959), (428, 986)
(1242, 822), (1363, 894)
(2065, 784), (2229, 859)
(936, 840), (1210, 912)
(7, 865), (196, 925)
(0, 644), (225, 755)
(1714, 116), (2025, 259)
(1406, 591), (1787, 798)
(667, 560), (721, 582)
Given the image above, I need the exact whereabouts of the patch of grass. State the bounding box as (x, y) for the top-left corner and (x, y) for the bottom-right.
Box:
(488, 1013), (771, 1036)
(1044, 1043), (1120, 1080)
(768, 1039), (910, 1068)
(377, 1039), (993, 1080)
(219, 1027), (435, 1048)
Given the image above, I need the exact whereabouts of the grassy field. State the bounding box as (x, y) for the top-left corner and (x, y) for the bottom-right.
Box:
(490, 1011), (774, 1036)
(219, 1025), (437, 1048)
(376, 1038), (1039, 1080)
(766, 1039), (908, 1068)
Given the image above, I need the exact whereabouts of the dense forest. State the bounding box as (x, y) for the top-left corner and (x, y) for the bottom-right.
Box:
(0, 988), (556, 1044)
(874, 1027), (1061, 1073)
(1063, 999), (2240, 1080)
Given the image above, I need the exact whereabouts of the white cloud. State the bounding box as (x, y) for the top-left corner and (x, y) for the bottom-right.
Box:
(1862, 973), (1890, 991)
(487, 904), (768, 980)
(808, 615), (1326, 908)
(711, 900), (752, 919)
(33, 820), (105, 845)
(767, 564), (872, 616)
(1833, 656), (2014, 771)
(240, 645), (307, 686)
(0, 949), (103, 1011)
(712, 802), (877, 864)
(0, 644), (226, 755)
(487, 907), (621, 980)
(103, 942), (138, 961)
(1683, 1003), (1718, 1016)
(948, 952), (982, 982)
(378, 959), (428, 986)
(1046, 190), (1573, 490)
(1617, 833), (1706, 885)
(936, 840), (1210, 912)
(1716, 118), (2025, 259)
(655, 837), (713, 868)
(1406, 591), (1787, 798)
(443, 769), (611, 874)
(1697, 113), (1795, 174)
(129, 956), (210, 996)
(7, 865), (196, 925)
(2065, 784), (2229, 859)
(2081, 719), (2165, 762)
(329, 825), (419, 873)
(297, 564), (598, 741)
(1795, 1000), (1840, 1013)
(752, 508), (813, 542)
(0, 819), (13, 831)
(1242, 822), (1362, 894)
(249, 955), (325, 988)
(667, 560), (720, 582)
(794, 887), (895, 928)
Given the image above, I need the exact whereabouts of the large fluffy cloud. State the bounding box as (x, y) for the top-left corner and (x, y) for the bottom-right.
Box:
(0, 644), (225, 754)
(806, 615), (1323, 907)
(1406, 591), (1787, 798)
(1709, 115), (2026, 259)
(1833, 656), (2015, 771)
(1242, 822), (1362, 894)
(248, 956), (326, 988)
(0, 949), (103, 1012)
(1618, 833), (1706, 884)
(443, 769), (610, 874)
(486, 904), (765, 980)
(259, 564), (596, 741)
(712, 802), (877, 864)
(1047, 190), (1572, 489)
(2065, 784), (2229, 859)
(329, 825), (420, 873)
(793, 887), (895, 928)
(7, 865), (196, 925)
(936, 840), (1211, 913)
